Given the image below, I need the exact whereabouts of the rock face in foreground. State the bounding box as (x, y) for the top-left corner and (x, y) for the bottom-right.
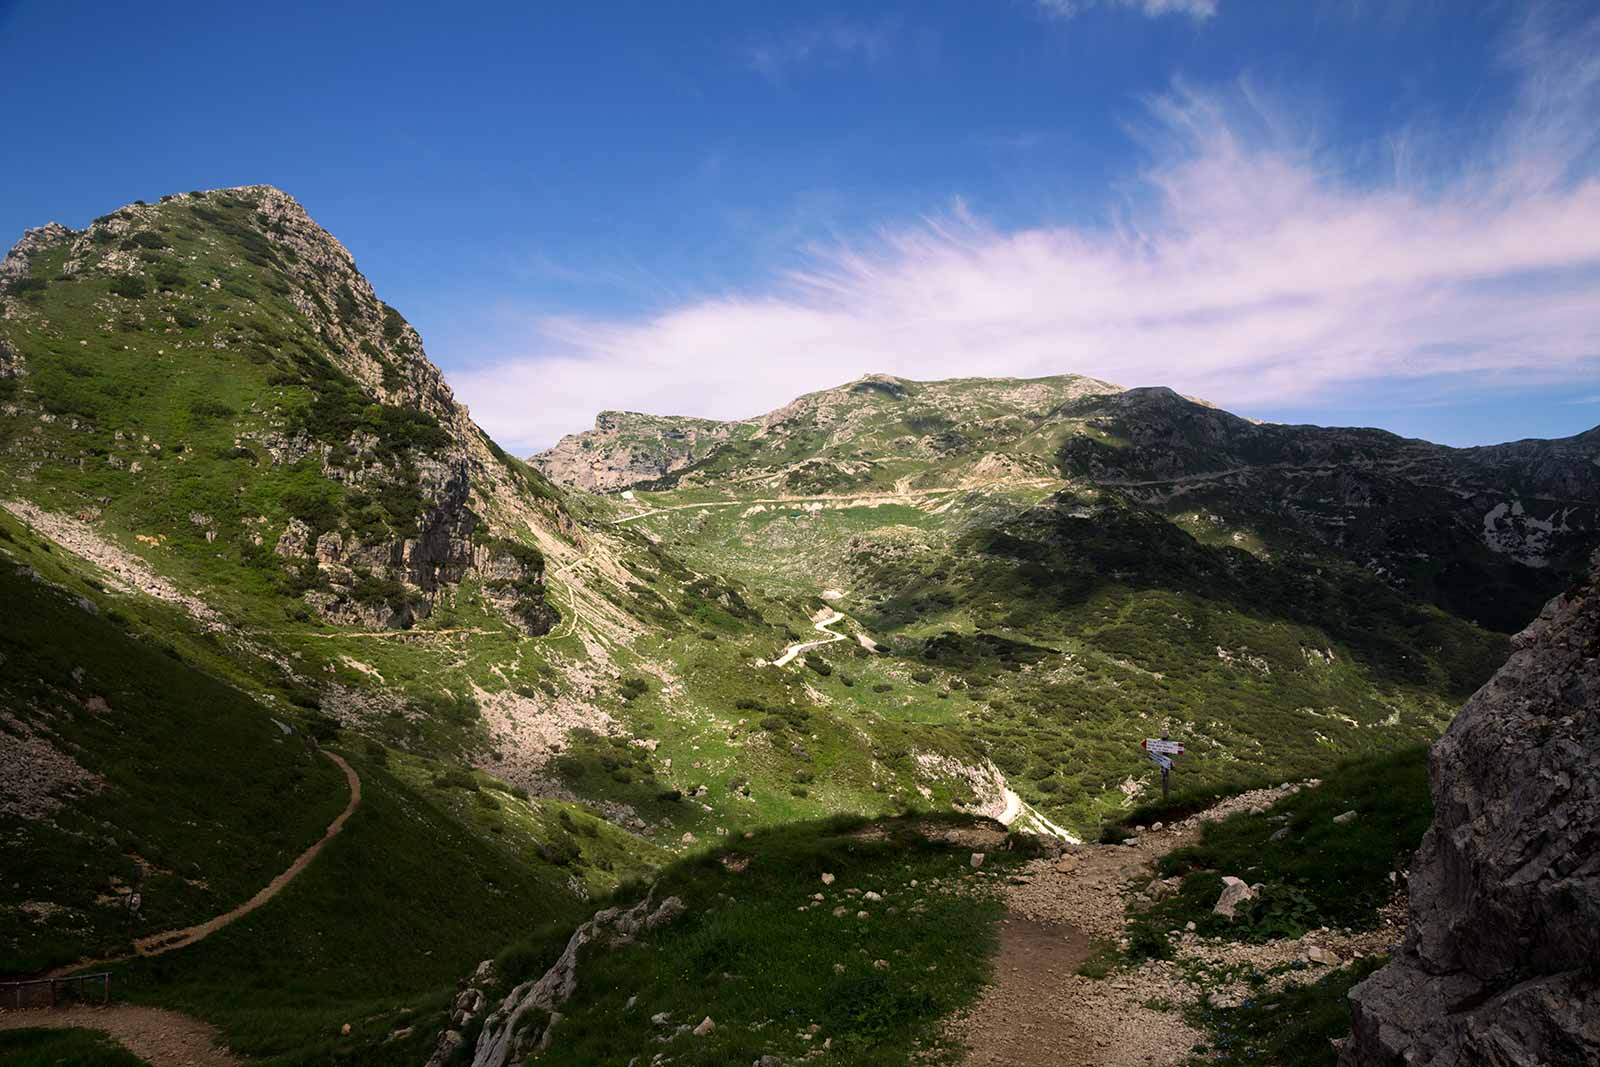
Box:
(1342, 555), (1600, 1065)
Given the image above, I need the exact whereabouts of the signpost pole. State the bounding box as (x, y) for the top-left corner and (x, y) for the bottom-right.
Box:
(1160, 730), (1171, 800)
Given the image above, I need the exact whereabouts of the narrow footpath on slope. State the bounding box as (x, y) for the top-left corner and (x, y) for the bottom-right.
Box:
(41, 750), (361, 972)
(3, 752), (363, 1066)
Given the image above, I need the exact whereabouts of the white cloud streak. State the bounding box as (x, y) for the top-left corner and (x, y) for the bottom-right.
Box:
(744, 22), (893, 84)
(455, 13), (1600, 453)
(1037, 0), (1218, 22)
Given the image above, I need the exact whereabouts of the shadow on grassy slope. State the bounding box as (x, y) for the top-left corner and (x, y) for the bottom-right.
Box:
(487, 814), (1024, 1067)
(1129, 746), (1430, 954)
(0, 1028), (149, 1067)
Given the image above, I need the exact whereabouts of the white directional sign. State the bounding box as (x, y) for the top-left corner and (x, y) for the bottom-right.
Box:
(1147, 752), (1174, 771)
(1142, 738), (1185, 756)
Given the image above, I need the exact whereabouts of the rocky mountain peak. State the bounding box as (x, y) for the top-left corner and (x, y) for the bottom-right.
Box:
(0, 184), (565, 633)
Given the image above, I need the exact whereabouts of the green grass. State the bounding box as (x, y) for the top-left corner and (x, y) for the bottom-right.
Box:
(496, 814), (1019, 1066)
(113, 753), (600, 1065)
(1126, 747), (1430, 953)
(0, 1029), (149, 1067)
(0, 533), (346, 973)
(1187, 956), (1385, 1066)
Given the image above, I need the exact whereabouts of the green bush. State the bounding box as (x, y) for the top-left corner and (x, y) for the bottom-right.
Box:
(108, 276), (147, 299)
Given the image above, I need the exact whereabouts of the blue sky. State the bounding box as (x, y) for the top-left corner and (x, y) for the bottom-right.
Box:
(3, 0), (1597, 450)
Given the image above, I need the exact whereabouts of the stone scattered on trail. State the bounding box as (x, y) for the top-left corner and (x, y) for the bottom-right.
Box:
(1213, 876), (1258, 919)
(1332, 810), (1359, 825)
(873, 959), (890, 971)
(970, 852), (986, 868)
(1306, 945), (1343, 966)
(340, 1023), (351, 1036)
(754, 1056), (783, 1067)
(864, 891), (883, 902)
(693, 1017), (715, 1037)
(682, 832), (698, 844)
(1184, 921), (1196, 932)
(856, 910), (870, 920)
(832, 906), (848, 918)
(820, 872), (835, 885)
(1269, 827), (1292, 842)
(1053, 856), (1075, 873)
(833, 963), (846, 974)
(1151, 822), (1164, 831)
(651, 1012), (672, 1026)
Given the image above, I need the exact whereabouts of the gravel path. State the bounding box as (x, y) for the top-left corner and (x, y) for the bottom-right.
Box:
(955, 784), (1319, 1067)
(0, 1005), (240, 1066)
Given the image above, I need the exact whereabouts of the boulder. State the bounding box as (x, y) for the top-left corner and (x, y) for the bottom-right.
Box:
(1342, 557), (1600, 1066)
(1213, 876), (1258, 919)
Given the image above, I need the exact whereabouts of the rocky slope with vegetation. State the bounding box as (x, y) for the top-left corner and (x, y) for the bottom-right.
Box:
(3, 185), (1596, 1066)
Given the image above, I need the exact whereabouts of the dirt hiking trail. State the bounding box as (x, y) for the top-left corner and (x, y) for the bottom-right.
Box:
(44, 750), (361, 977)
(954, 782), (1406, 1067)
(0, 1004), (240, 1066)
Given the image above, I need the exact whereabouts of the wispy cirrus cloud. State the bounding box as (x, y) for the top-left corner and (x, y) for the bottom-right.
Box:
(1037, 0), (1219, 21)
(743, 21), (895, 84)
(455, 10), (1600, 453)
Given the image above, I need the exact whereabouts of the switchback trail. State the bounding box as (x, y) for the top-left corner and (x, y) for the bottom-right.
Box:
(45, 750), (361, 977)
(769, 609), (847, 667)
(0, 1005), (240, 1066)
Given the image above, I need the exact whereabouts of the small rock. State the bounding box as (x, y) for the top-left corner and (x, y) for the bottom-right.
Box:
(864, 891), (883, 902)
(682, 832), (698, 844)
(970, 853), (986, 868)
(651, 1012), (672, 1026)
(1333, 810), (1358, 825)
(1213, 875), (1258, 919)
(833, 963), (846, 974)
(1269, 827), (1291, 842)
(340, 1023), (351, 1036)
(872, 959), (890, 971)
(693, 1017), (715, 1037)
(856, 910), (870, 920)
(820, 872), (835, 885)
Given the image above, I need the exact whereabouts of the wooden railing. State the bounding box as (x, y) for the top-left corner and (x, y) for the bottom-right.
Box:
(0, 972), (112, 1011)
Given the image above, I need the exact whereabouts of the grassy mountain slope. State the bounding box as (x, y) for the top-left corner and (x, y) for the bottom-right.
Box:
(0, 193), (1011, 842)
(535, 373), (1594, 832)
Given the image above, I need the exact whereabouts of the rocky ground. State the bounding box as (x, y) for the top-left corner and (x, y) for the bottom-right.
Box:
(949, 785), (1407, 1067)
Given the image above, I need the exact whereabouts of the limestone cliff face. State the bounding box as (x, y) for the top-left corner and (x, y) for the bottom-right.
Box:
(532, 410), (737, 491)
(1342, 554), (1600, 1066)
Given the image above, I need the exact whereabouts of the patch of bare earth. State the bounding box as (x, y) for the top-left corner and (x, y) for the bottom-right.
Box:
(1, 500), (220, 627)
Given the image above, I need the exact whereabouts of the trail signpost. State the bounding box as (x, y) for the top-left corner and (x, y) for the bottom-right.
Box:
(1141, 734), (1185, 799)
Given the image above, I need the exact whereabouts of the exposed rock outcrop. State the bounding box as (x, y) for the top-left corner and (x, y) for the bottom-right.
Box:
(425, 891), (686, 1067)
(1342, 555), (1600, 1066)
(533, 410), (738, 492)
